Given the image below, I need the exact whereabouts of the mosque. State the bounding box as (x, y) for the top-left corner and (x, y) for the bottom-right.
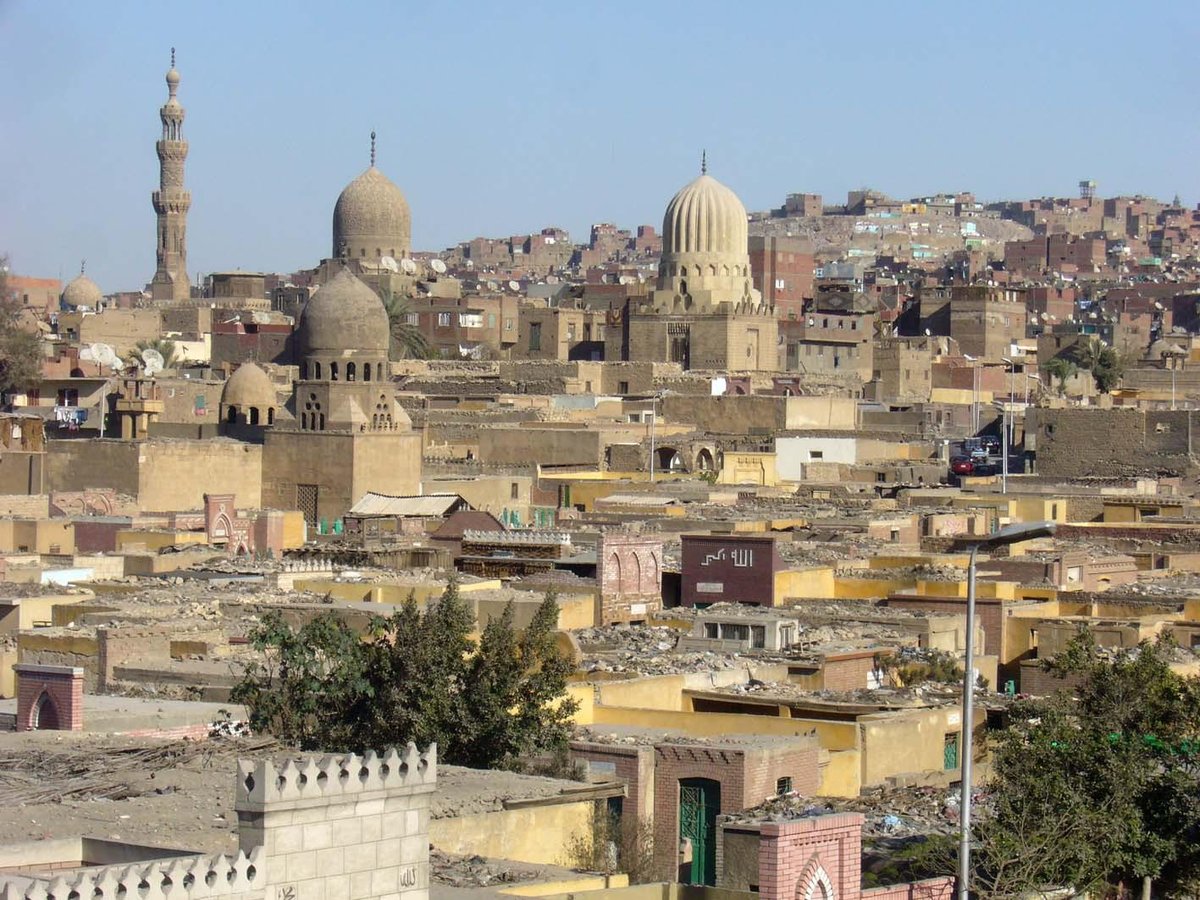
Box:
(619, 155), (779, 371)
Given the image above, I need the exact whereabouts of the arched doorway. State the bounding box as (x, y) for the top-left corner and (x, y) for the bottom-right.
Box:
(33, 692), (60, 730)
(656, 447), (683, 472)
(696, 448), (715, 472)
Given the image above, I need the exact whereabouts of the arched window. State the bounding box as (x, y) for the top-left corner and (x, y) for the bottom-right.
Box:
(364, 364), (372, 382)
(226, 407), (237, 424)
(314, 361), (322, 380)
(267, 408), (275, 425)
(301, 361), (309, 380)
(330, 362), (339, 381)
(318, 413), (326, 430)
(378, 363), (385, 381)
(249, 407), (260, 426)
(301, 412), (308, 430)
(347, 362), (356, 382)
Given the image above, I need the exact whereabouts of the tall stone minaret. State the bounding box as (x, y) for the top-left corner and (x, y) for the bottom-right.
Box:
(150, 48), (191, 303)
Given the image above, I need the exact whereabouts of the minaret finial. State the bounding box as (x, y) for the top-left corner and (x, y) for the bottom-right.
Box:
(80, 259), (86, 276)
(701, 150), (707, 175)
(370, 131), (376, 168)
(171, 47), (176, 68)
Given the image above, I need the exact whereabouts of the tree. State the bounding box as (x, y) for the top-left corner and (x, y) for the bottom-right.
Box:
(1069, 337), (1126, 394)
(381, 290), (428, 361)
(1043, 356), (1078, 397)
(968, 632), (1200, 898)
(231, 578), (579, 769)
(0, 257), (43, 398)
(128, 338), (180, 370)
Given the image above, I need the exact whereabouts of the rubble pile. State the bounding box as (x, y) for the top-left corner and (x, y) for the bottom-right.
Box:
(429, 850), (544, 888)
(732, 784), (980, 838)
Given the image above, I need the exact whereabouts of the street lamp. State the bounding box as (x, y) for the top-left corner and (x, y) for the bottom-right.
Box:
(958, 520), (1057, 900)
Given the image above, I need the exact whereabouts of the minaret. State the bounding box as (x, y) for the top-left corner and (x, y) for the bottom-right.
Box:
(150, 48), (191, 303)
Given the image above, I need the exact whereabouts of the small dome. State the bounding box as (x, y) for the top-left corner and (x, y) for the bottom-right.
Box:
(661, 173), (748, 257)
(332, 166), (411, 260)
(299, 268), (390, 355)
(221, 362), (276, 410)
(61, 273), (103, 308)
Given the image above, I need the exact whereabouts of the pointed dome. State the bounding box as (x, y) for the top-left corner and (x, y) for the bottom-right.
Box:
(332, 166), (411, 261)
(299, 268), (390, 355)
(221, 362), (276, 409)
(661, 173), (748, 258)
(61, 273), (103, 308)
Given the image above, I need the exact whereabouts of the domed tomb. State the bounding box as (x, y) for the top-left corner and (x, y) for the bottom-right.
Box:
(220, 362), (277, 427)
(297, 268), (390, 385)
(332, 134), (411, 262)
(62, 271), (103, 308)
(653, 159), (760, 312)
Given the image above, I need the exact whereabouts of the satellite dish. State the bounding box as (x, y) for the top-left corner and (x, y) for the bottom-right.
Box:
(487, 280), (499, 292)
(1154, 301), (1164, 310)
(380, 255), (399, 273)
(251, 311), (271, 325)
(141, 348), (165, 377)
(400, 258), (417, 275)
(508, 280), (520, 292)
(430, 259), (448, 275)
(91, 343), (118, 368)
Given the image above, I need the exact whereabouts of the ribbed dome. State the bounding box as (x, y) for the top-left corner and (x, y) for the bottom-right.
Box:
(662, 173), (748, 257)
(61, 273), (103, 308)
(332, 167), (411, 260)
(299, 269), (390, 355)
(221, 362), (276, 409)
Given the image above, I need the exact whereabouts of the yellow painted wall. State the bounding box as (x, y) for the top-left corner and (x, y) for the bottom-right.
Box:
(596, 676), (687, 711)
(0, 647), (17, 698)
(717, 453), (779, 487)
(502, 876), (629, 897)
(0, 595), (85, 632)
(429, 801), (595, 865)
(292, 578), (504, 605)
(860, 707), (982, 787)
(821, 749), (862, 798)
(833, 577), (914, 600)
(0, 520), (75, 555)
(775, 567), (836, 601)
(281, 510), (307, 549)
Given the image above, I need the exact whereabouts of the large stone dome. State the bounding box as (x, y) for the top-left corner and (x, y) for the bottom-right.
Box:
(332, 166), (411, 261)
(221, 361), (276, 409)
(661, 173), (748, 258)
(299, 268), (390, 355)
(61, 273), (103, 308)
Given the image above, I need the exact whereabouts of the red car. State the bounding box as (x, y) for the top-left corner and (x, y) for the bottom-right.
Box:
(950, 457), (975, 476)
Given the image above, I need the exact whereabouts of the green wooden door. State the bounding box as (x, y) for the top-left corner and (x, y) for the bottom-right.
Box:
(944, 732), (960, 770)
(679, 778), (720, 885)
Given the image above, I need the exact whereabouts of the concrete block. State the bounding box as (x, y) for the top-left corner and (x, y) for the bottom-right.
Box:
(316, 847), (345, 877)
(324, 874), (351, 900)
(354, 798), (385, 817)
(360, 815), (382, 843)
(343, 842), (377, 874)
(380, 811), (408, 838)
(376, 838), (401, 866)
(371, 868), (398, 896)
(303, 822), (333, 851)
(291, 807), (329, 825)
(268, 824), (304, 855)
(400, 835), (426, 862)
(349, 871), (373, 900)
(331, 818), (362, 846)
(296, 878), (326, 900)
(286, 850), (318, 881)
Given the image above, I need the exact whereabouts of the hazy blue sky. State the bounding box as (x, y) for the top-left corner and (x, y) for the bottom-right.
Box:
(2, 0), (1197, 292)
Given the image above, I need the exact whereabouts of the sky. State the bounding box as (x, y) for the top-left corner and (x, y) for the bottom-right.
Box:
(2, 0), (1197, 292)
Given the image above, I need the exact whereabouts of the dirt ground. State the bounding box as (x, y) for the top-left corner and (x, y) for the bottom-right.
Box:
(0, 731), (591, 858)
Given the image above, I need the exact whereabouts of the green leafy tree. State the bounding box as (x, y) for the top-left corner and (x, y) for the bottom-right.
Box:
(232, 578), (578, 769)
(0, 257), (43, 397)
(968, 632), (1200, 898)
(1043, 356), (1078, 396)
(381, 291), (428, 361)
(1069, 336), (1126, 394)
(129, 338), (180, 370)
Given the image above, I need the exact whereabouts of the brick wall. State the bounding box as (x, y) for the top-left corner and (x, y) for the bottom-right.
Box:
(862, 878), (955, 900)
(596, 533), (663, 624)
(821, 654), (879, 692)
(15, 663), (83, 731)
(569, 741), (655, 825)
(758, 814), (863, 900)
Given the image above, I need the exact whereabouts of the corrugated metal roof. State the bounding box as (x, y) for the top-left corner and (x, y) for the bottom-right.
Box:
(347, 492), (466, 517)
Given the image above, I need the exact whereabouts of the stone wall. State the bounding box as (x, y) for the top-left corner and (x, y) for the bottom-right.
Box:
(1032, 408), (1198, 478)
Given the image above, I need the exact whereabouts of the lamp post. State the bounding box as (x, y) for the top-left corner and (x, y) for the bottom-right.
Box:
(958, 520), (1057, 900)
